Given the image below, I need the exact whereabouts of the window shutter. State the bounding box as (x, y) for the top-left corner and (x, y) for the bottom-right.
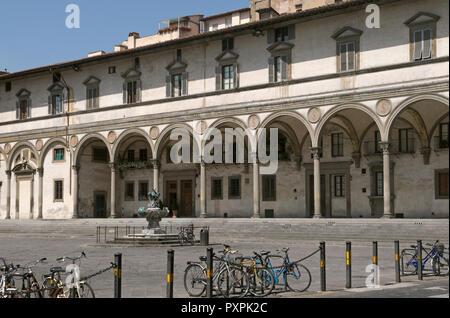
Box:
(27, 99), (31, 118)
(347, 42), (355, 70)
(281, 55), (289, 81)
(287, 24), (296, 41)
(423, 29), (432, 59)
(233, 63), (239, 89)
(182, 72), (188, 96)
(95, 87), (99, 108)
(136, 79), (142, 102)
(200, 21), (205, 33)
(413, 30), (423, 60)
(62, 93), (65, 113)
(123, 82), (127, 104)
(16, 101), (19, 119)
(268, 57), (275, 83)
(267, 29), (275, 44)
(340, 43), (347, 72)
(215, 66), (222, 91)
(48, 96), (52, 114)
(166, 75), (171, 97)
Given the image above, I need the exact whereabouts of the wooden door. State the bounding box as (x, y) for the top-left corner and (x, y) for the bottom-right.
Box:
(166, 180), (178, 214)
(94, 192), (107, 218)
(180, 180), (193, 217)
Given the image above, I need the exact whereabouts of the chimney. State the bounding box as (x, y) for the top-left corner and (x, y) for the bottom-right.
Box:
(128, 32), (140, 49)
(114, 44), (128, 52)
(88, 50), (106, 58)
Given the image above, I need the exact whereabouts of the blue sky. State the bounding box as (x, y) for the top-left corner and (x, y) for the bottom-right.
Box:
(0, 0), (249, 73)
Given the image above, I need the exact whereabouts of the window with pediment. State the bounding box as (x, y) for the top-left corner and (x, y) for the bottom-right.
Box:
(166, 54), (188, 98)
(83, 76), (101, 109)
(121, 68), (142, 104)
(15, 89), (31, 120)
(215, 49), (239, 91)
(267, 41), (294, 83)
(47, 83), (65, 115)
(331, 26), (363, 72)
(404, 12), (440, 61)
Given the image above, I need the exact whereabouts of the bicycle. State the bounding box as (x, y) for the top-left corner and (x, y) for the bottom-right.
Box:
(401, 241), (449, 276)
(15, 258), (47, 298)
(178, 224), (196, 245)
(236, 251), (275, 297)
(1, 258), (21, 298)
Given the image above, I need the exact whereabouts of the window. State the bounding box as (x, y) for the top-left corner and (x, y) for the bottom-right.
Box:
(339, 42), (356, 72)
(375, 131), (382, 153)
(139, 149), (148, 162)
(127, 150), (135, 162)
(436, 170), (449, 199)
(413, 29), (432, 61)
(225, 17), (232, 28)
(399, 129), (414, 153)
(87, 86), (99, 109)
(125, 182), (135, 201)
(177, 49), (182, 62)
(262, 175), (276, 201)
(228, 176), (241, 199)
(126, 80), (138, 104)
(5, 82), (11, 92)
(439, 123), (449, 149)
(93, 147), (108, 162)
(54, 148), (65, 161)
(211, 178), (223, 200)
(275, 26), (289, 42)
(139, 181), (149, 201)
(212, 24), (218, 31)
(222, 38), (234, 51)
(405, 12), (439, 62)
(222, 65), (235, 90)
(53, 72), (61, 83)
(375, 171), (384, 196)
(334, 175), (345, 197)
(274, 56), (282, 83)
(332, 133), (344, 157)
(108, 66), (116, 74)
(171, 73), (183, 97)
(19, 99), (28, 120)
(54, 180), (64, 201)
(51, 94), (63, 114)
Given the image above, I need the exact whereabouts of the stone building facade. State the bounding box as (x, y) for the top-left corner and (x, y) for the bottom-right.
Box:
(0, 0), (448, 220)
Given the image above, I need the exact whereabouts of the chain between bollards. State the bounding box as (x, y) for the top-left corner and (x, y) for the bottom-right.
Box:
(346, 241), (351, 289)
(394, 241), (401, 283)
(206, 248), (214, 298)
(417, 240), (423, 280)
(114, 253), (122, 298)
(320, 242), (326, 292)
(167, 250), (174, 298)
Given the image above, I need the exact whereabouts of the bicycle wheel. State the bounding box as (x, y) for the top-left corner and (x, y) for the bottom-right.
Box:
(401, 252), (418, 274)
(78, 282), (95, 298)
(217, 267), (249, 298)
(41, 277), (63, 298)
(27, 282), (43, 298)
(184, 263), (206, 297)
(432, 255), (449, 276)
(284, 263), (312, 293)
(249, 267), (275, 297)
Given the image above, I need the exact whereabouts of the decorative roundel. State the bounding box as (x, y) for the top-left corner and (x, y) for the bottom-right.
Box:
(35, 140), (44, 151)
(308, 108), (322, 124)
(108, 131), (117, 144)
(196, 121), (208, 134)
(248, 115), (260, 130)
(70, 135), (79, 148)
(376, 99), (392, 117)
(4, 143), (11, 154)
(150, 126), (160, 140)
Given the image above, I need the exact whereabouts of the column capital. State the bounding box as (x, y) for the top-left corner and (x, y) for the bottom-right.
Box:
(6, 170), (12, 178)
(109, 163), (116, 171)
(249, 152), (259, 164)
(379, 142), (390, 154)
(72, 165), (80, 172)
(310, 147), (322, 160)
(37, 168), (44, 176)
(152, 159), (161, 169)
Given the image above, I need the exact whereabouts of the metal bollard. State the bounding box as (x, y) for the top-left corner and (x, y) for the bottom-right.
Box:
(206, 248), (214, 298)
(417, 240), (423, 280)
(373, 241), (378, 266)
(114, 253), (122, 298)
(320, 242), (326, 292)
(346, 241), (352, 289)
(394, 241), (401, 283)
(167, 250), (174, 298)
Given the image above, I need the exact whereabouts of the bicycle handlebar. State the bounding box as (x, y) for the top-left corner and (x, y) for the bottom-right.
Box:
(57, 252), (86, 263)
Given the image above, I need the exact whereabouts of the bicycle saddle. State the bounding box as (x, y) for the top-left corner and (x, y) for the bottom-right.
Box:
(199, 256), (207, 262)
(50, 267), (65, 273)
(410, 245), (417, 249)
(260, 251), (271, 256)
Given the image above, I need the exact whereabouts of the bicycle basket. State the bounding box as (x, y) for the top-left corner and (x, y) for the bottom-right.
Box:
(436, 243), (445, 256)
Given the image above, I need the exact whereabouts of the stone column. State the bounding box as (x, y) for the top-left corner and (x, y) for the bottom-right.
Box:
(311, 147), (322, 219)
(200, 161), (207, 218)
(5, 170), (11, 220)
(72, 165), (79, 219)
(252, 152), (261, 218)
(29, 173), (34, 220)
(380, 142), (392, 219)
(15, 175), (19, 220)
(110, 163), (117, 219)
(153, 160), (160, 192)
(37, 168), (43, 219)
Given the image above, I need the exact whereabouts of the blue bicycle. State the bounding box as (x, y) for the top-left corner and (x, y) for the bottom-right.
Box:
(401, 241), (449, 276)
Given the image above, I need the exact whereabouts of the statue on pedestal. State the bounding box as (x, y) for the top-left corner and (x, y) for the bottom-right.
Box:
(137, 190), (169, 236)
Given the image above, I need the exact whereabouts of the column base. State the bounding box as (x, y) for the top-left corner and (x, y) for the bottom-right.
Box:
(5, 216), (11, 220)
(200, 214), (208, 219)
(313, 215), (323, 219)
(381, 214), (393, 219)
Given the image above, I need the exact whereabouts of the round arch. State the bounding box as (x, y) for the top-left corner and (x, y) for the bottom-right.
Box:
(8, 141), (39, 171)
(154, 123), (199, 161)
(260, 111), (314, 139)
(73, 133), (112, 166)
(38, 137), (68, 169)
(111, 128), (155, 163)
(314, 103), (383, 147)
(385, 94), (449, 140)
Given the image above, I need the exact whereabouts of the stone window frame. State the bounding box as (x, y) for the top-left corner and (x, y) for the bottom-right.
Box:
(54, 179), (64, 202)
(331, 26), (363, 73)
(262, 175), (276, 202)
(121, 68), (142, 104)
(211, 177), (223, 200)
(83, 76), (101, 110)
(267, 24), (296, 45)
(228, 175), (242, 200)
(166, 58), (188, 98)
(435, 169), (449, 200)
(53, 148), (66, 163)
(404, 12), (440, 62)
(267, 41), (294, 83)
(47, 82), (65, 115)
(215, 50), (240, 91)
(334, 174), (346, 198)
(15, 88), (31, 120)
(125, 181), (135, 201)
(331, 133), (344, 158)
(138, 180), (149, 201)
